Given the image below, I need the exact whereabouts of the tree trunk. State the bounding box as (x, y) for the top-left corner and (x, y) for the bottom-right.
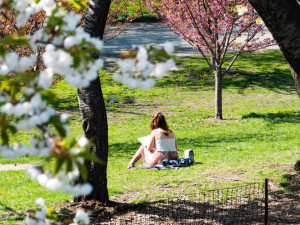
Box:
(75, 0), (111, 203)
(215, 69), (223, 120)
(248, 0), (300, 98)
(211, 56), (223, 120)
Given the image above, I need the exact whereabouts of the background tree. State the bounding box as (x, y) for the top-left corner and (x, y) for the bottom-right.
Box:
(248, 0), (300, 98)
(148, 0), (274, 119)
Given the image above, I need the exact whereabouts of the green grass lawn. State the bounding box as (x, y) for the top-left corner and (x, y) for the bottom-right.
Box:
(0, 50), (299, 223)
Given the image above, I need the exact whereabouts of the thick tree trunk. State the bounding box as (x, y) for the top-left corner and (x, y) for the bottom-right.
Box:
(248, 0), (300, 97)
(76, 0), (111, 203)
(215, 69), (223, 120)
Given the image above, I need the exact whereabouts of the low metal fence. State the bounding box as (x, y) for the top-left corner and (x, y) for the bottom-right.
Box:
(103, 181), (267, 224)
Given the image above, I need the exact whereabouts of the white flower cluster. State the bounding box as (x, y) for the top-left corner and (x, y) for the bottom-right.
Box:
(70, 210), (90, 225)
(43, 41), (103, 88)
(113, 42), (175, 90)
(14, 0), (56, 26)
(0, 136), (53, 158)
(0, 53), (36, 75)
(25, 198), (90, 225)
(0, 90), (71, 159)
(25, 198), (50, 225)
(27, 166), (93, 197)
(64, 27), (104, 50)
(235, 5), (248, 16)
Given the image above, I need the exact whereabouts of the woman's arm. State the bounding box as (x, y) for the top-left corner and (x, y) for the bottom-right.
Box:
(171, 130), (178, 150)
(147, 130), (156, 152)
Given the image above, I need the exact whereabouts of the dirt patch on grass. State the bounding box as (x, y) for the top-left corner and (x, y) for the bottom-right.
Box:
(0, 164), (33, 172)
(203, 117), (239, 123)
(206, 171), (247, 182)
(263, 162), (294, 174)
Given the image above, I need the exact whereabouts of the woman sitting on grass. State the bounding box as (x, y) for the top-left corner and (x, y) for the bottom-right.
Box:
(127, 112), (179, 169)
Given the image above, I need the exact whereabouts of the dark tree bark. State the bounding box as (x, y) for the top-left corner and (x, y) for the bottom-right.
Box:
(248, 0), (300, 97)
(75, 0), (112, 203)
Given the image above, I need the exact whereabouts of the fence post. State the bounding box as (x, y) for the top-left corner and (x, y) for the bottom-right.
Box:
(265, 178), (269, 225)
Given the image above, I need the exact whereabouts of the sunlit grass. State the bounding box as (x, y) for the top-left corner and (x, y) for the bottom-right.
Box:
(0, 50), (299, 222)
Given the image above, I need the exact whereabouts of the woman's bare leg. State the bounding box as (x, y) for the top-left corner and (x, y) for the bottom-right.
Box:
(127, 145), (144, 169)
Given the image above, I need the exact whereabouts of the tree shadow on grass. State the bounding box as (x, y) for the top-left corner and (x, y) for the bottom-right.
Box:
(159, 51), (295, 94)
(242, 111), (300, 124)
(50, 97), (79, 111)
(223, 69), (295, 95)
(0, 202), (25, 223)
(108, 131), (278, 157)
(56, 193), (266, 224)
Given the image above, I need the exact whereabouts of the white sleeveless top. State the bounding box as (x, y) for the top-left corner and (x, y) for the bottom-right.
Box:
(155, 129), (177, 152)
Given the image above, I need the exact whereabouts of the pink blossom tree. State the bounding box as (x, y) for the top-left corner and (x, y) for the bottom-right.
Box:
(148, 0), (275, 119)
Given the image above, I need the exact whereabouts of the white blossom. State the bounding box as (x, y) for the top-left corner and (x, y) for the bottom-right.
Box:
(137, 46), (148, 63)
(30, 94), (43, 111)
(236, 6), (248, 16)
(63, 11), (82, 31)
(37, 174), (49, 186)
(35, 208), (47, 220)
(25, 88), (35, 96)
(1, 147), (18, 159)
(117, 59), (135, 72)
(52, 37), (64, 46)
(154, 59), (176, 78)
(78, 137), (89, 147)
(138, 78), (155, 90)
(5, 52), (19, 70)
(64, 36), (80, 49)
(112, 73), (123, 82)
(38, 68), (53, 90)
(17, 54), (36, 72)
(123, 77), (139, 89)
(46, 178), (62, 191)
(0, 64), (9, 75)
(0, 94), (9, 102)
(35, 198), (45, 207)
(60, 113), (69, 123)
(164, 41), (174, 54)
(26, 167), (42, 180)
(1, 103), (14, 114)
(25, 216), (38, 225)
(37, 0), (56, 16)
(73, 210), (90, 224)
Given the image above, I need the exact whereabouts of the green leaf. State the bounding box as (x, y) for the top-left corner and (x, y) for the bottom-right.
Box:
(0, 45), (5, 57)
(0, 80), (18, 91)
(1, 130), (9, 145)
(49, 116), (67, 138)
(76, 161), (88, 181)
(41, 90), (56, 102)
(73, 55), (81, 69)
(46, 208), (58, 220)
(66, 137), (77, 149)
(1, 36), (29, 46)
(66, 158), (73, 173)
(69, 0), (87, 10)
(8, 125), (17, 134)
(53, 159), (64, 175)
(77, 151), (102, 164)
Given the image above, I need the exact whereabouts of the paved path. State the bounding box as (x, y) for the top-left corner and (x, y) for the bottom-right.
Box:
(102, 22), (278, 59)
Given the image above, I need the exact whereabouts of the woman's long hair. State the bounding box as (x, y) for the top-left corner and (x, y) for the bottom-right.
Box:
(150, 112), (169, 136)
